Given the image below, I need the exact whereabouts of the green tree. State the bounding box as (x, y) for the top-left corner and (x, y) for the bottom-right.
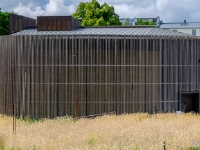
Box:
(72, 0), (122, 26)
(137, 18), (155, 26)
(10, 11), (18, 15)
(0, 8), (9, 35)
(122, 18), (130, 25)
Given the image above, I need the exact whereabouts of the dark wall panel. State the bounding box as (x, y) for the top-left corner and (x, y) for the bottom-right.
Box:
(9, 14), (36, 34)
(37, 16), (80, 31)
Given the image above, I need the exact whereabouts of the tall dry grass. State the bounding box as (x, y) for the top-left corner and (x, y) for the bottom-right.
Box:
(0, 113), (200, 150)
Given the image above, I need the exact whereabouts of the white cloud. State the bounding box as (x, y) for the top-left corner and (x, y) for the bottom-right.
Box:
(13, 0), (75, 19)
(71, 0), (155, 7)
(8, 0), (200, 22)
(155, 0), (199, 22)
(44, 0), (75, 16)
(13, 3), (44, 18)
(114, 3), (156, 18)
(191, 11), (200, 20)
(113, 0), (200, 22)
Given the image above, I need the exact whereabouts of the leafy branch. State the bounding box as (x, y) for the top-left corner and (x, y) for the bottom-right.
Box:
(0, 8), (9, 35)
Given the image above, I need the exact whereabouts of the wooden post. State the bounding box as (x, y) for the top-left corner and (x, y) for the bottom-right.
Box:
(13, 103), (14, 134)
(163, 142), (166, 150)
(13, 103), (16, 135)
(76, 96), (78, 119)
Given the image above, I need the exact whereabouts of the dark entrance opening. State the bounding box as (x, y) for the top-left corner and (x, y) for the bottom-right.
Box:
(179, 92), (200, 113)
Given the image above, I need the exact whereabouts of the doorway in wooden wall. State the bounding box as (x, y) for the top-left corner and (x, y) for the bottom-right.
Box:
(179, 92), (200, 113)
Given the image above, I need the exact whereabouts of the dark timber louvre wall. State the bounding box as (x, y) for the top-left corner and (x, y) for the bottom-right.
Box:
(9, 14), (36, 34)
(37, 16), (81, 31)
(0, 35), (199, 118)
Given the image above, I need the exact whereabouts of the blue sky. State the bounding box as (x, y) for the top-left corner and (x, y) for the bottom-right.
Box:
(1, 0), (200, 22)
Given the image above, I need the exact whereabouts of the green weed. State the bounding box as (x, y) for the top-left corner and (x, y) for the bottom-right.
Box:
(87, 135), (97, 146)
(187, 147), (200, 150)
(20, 115), (45, 124)
(0, 136), (4, 150)
(133, 145), (140, 150)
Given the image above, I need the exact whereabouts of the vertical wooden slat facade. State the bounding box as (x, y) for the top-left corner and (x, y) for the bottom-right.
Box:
(9, 14), (36, 34)
(0, 35), (199, 118)
(37, 16), (81, 31)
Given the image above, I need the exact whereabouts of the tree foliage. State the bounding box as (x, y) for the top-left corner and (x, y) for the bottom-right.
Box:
(72, 0), (122, 26)
(0, 8), (9, 35)
(122, 18), (130, 25)
(137, 19), (155, 26)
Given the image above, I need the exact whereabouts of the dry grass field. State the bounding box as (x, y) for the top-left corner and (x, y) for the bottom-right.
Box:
(0, 113), (200, 150)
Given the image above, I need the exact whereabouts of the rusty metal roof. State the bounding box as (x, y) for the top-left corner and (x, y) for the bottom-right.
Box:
(12, 27), (192, 36)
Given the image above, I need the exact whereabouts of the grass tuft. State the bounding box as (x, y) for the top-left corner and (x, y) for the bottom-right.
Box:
(87, 135), (97, 146)
(187, 147), (200, 150)
(19, 115), (46, 124)
(0, 135), (5, 149)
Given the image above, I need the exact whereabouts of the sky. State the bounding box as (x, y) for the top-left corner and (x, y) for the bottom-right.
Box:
(1, 0), (200, 22)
